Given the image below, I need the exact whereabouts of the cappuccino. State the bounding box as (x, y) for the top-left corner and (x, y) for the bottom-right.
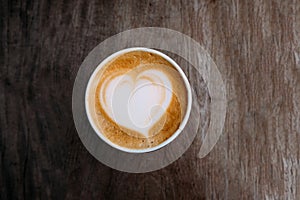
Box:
(86, 50), (188, 150)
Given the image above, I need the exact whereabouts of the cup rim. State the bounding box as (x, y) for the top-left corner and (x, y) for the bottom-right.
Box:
(85, 47), (192, 153)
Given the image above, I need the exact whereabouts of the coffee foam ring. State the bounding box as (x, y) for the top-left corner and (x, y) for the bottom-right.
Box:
(87, 51), (187, 149)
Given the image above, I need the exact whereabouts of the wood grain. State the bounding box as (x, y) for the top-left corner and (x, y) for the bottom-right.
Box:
(1, 0), (300, 199)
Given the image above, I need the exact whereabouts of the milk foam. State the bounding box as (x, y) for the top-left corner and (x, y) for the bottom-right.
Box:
(100, 66), (173, 137)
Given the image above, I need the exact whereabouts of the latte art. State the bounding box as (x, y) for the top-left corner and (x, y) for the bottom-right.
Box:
(87, 51), (187, 149)
(100, 65), (174, 138)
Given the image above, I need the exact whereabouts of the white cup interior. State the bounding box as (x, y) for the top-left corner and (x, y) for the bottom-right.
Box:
(85, 47), (192, 153)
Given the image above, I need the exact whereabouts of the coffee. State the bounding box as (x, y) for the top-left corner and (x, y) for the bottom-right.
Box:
(86, 51), (188, 149)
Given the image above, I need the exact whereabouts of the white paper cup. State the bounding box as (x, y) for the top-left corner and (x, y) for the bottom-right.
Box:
(85, 47), (192, 153)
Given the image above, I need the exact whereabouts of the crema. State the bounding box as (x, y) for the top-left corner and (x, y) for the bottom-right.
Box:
(86, 51), (187, 149)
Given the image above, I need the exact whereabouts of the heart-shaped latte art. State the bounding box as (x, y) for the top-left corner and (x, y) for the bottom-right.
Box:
(99, 64), (173, 138)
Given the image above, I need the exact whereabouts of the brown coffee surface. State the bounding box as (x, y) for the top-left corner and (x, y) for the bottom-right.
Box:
(87, 51), (187, 149)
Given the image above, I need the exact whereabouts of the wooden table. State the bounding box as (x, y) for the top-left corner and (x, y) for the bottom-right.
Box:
(1, 0), (300, 199)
